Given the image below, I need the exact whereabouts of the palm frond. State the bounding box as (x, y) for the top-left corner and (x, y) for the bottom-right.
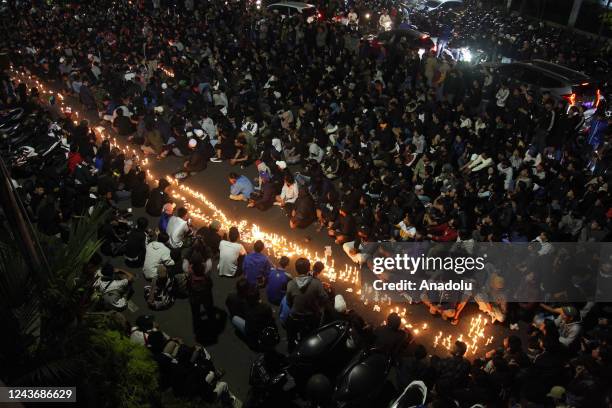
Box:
(0, 241), (41, 350)
(50, 205), (109, 278)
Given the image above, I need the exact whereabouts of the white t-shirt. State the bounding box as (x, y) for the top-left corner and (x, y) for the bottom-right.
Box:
(218, 240), (246, 277)
(166, 216), (189, 248)
(280, 183), (299, 204)
(142, 241), (174, 280)
(94, 276), (129, 309)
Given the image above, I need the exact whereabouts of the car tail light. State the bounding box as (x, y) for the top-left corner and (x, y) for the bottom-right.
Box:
(562, 93), (576, 106)
(317, 11), (322, 19)
(595, 89), (601, 108)
(420, 34), (429, 39)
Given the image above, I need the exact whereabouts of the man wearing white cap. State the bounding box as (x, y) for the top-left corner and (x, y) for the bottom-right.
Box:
(179, 138), (208, 176)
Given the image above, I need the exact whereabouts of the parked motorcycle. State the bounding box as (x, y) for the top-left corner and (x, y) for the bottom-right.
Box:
(288, 320), (359, 387)
(5, 121), (69, 178)
(333, 349), (393, 408)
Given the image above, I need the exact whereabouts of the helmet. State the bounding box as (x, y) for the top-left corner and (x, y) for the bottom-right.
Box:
(305, 374), (332, 404)
(258, 326), (280, 349)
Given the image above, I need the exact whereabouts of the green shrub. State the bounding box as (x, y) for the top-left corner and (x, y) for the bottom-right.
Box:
(86, 330), (159, 408)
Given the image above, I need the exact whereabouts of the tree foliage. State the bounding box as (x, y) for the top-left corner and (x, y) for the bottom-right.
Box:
(0, 206), (159, 407)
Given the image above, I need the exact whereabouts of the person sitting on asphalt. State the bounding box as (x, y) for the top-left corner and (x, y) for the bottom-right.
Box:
(198, 220), (224, 257)
(93, 262), (135, 311)
(228, 172), (254, 202)
(266, 256), (292, 305)
(158, 202), (174, 233)
(218, 226), (247, 278)
(274, 174), (299, 216)
(166, 207), (192, 249)
(231, 287), (276, 349)
(124, 216), (150, 268)
(242, 240), (272, 288)
(247, 171), (276, 211)
(290, 187), (316, 229)
(373, 313), (409, 359)
(285, 257), (329, 350)
(143, 231), (175, 281)
(146, 178), (172, 217)
(178, 138), (209, 178)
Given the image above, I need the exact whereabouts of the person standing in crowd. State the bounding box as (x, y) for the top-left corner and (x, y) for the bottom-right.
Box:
(187, 252), (214, 331)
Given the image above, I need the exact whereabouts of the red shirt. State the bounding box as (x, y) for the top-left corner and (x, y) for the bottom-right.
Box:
(428, 223), (458, 242)
(68, 151), (83, 174)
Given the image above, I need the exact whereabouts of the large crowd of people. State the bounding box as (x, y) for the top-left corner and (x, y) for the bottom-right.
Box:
(1, 0), (612, 406)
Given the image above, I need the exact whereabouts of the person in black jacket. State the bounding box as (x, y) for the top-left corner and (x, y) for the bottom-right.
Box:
(231, 288), (276, 349)
(328, 207), (356, 244)
(247, 173), (276, 211)
(373, 313), (409, 359)
(146, 178), (171, 217)
(290, 188), (316, 229)
(130, 171), (150, 208)
(182, 138), (211, 174)
(124, 217), (149, 268)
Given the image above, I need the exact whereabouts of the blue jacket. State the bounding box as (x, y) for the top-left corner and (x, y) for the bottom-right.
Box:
(266, 268), (291, 305)
(230, 175), (254, 199)
(242, 252), (271, 287)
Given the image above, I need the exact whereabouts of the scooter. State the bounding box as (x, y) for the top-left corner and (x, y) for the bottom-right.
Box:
(7, 122), (69, 177)
(288, 320), (359, 387)
(246, 327), (296, 408)
(332, 348), (393, 408)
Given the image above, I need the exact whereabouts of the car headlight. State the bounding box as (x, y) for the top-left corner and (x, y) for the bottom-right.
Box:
(460, 48), (472, 63)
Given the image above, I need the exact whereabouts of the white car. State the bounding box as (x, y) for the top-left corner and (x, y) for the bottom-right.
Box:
(417, 0), (464, 12)
(267, 2), (320, 22)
